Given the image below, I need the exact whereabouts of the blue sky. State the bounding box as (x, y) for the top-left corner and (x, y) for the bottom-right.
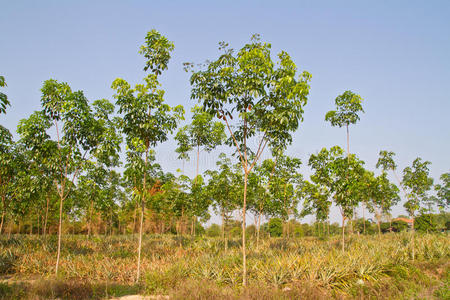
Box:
(1, 0), (449, 222)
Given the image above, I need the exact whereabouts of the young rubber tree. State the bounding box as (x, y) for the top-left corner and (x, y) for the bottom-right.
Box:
(0, 76), (10, 115)
(268, 154), (303, 238)
(40, 79), (103, 274)
(300, 180), (331, 235)
(189, 35), (311, 285)
(402, 157), (433, 260)
(112, 29), (184, 282)
(376, 150), (409, 201)
(325, 91), (364, 158)
(309, 146), (364, 251)
(205, 153), (239, 248)
(367, 172), (400, 236)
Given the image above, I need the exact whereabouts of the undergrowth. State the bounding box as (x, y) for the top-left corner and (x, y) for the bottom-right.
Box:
(0, 232), (448, 299)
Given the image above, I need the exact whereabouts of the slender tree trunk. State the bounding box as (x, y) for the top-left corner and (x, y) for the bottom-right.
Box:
(376, 212), (381, 237)
(327, 218), (330, 236)
(256, 209), (262, 248)
(0, 195), (5, 234)
(346, 123), (350, 158)
(37, 213), (40, 236)
(196, 143), (200, 178)
(136, 199), (144, 281)
(136, 149), (149, 282)
(44, 194), (50, 237)
(0, 211), (4, 235)
(242, 171), (248, 286)
(362, 203), (366, 235)
(133, 206), (137, 234)
(88, 199), (93, 237)
(8, 221), (12, 239)
(55, 193), (64, 275)
(411, 218), (415, 261)
(341, 214), (345, 252)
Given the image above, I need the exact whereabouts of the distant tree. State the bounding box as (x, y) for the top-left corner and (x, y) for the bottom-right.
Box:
(175, 105), (225, 177)
(435, 172), (449, 213)
(189, 35), (311, 285)
(325, 91), (364, 158)
(205, 153), (240, 248)
(367, 172), (400, 236)
(402, 157), (433, 260)
(268, 154), (303, 238)
(112, 29), (184, 282)
(300, 180), (331, 231)
(309, 146), (365, 251)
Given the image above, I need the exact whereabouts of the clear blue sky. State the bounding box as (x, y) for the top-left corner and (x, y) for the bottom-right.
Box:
(1, 0), (449, 222)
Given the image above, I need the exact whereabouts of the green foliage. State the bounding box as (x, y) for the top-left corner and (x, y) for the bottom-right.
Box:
(206, 224), (221, 237)
(402, 157), (434, 218)
(325, 90), (364, 128)
(435, 172), (449, 212)
(0, 75), (11, 115)
(268, 218), (283, 237)
(376, 150), (397, 171)
(414, 214), (437, 232)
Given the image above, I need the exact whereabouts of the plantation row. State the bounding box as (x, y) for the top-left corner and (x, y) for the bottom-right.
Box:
(0, 30), (448, 285)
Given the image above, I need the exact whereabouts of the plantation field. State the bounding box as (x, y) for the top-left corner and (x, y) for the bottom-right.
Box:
(0, 233), (448, 299)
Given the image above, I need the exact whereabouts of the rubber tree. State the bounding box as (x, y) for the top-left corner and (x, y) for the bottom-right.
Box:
(300, 180), (331, 236)
(402, 157), (433, 260)
(366, 172), (400, 236)
(189, 35), (311, 285)
(325, 91), (364, 158)
(205, 153), (239, 248)
(0, 76), (10, 115)
(112, 30), (184, 282)
(268, 154), (303, 239)
(376, 150), (409, 200)
(309, 146), (364, 251)
(40, 79), (103, 275)
(325, 91), (364, 232)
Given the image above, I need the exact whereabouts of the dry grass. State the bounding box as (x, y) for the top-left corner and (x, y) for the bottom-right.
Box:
(0, 232), (448, 299)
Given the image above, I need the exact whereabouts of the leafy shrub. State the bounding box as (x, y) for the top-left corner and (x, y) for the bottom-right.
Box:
(268, 218), (283, 237)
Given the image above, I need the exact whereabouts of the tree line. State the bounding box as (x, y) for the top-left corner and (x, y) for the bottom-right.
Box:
(0, 30), (448, 284)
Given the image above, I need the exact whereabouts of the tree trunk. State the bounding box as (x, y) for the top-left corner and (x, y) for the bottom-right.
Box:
(136, 199), (144, 282)
(44, 194), (50, 237)
(376, 212), (381, 237)
(411, 218), (415, 261)
(341, 214), (345, 252)
(196, 143), (200, 178)
(362, 203), (366, 235)
(256, 209), (262, 248)
(242, 171), (248, 286)
(136, 149), (149, 282)
(346, 123), (350, 158)
(88, 199), (93, 237)
(133, 206), (137, 234)
(55, 194), (64, 275)
(0, 195), (5, 234)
